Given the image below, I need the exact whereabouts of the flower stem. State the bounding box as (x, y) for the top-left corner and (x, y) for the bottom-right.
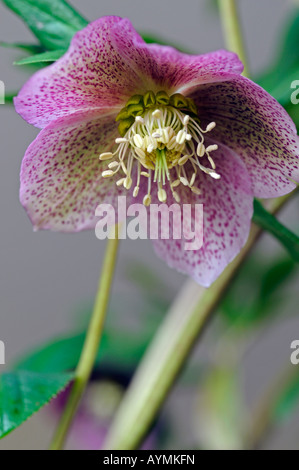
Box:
(218, 0), (250, 77)
(103, 195), (295, 450)
(49, 225), (121, 450)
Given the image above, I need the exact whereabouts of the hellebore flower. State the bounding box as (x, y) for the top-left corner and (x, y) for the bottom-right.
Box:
(16, 17), (299, 286)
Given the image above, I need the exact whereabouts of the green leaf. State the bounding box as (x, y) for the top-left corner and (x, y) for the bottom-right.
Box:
(0, 370), (73, 438)
(284, 102), (299, 133)
(2, 91), (17, 103)
(253, 199), (299, 262)
(15, 329), (149, 374)
(259, 257), (296, 301)
(256, 7), (299, 105)
(273, 373), (299, 423)
(2, 0), (88, 50)
(14, 48), (66, 65)
(220, 255), (297, 329)
(15, 333), (84, 373)
(0, 41), (43, 54)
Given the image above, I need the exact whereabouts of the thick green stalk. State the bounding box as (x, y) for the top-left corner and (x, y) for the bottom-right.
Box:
(218, 0), (250, 76)
(50, 226), (121, 450)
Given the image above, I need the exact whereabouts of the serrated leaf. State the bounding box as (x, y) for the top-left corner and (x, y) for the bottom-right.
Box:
(2, 0), (88, 50)
(253, 199), (299, 262)
(15, 329), (149, 374)
(14, 48), (66, 65)
(0, 370), (73, 438)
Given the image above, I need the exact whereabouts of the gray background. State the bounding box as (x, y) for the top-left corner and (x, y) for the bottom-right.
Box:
(0, 0), (299, 450)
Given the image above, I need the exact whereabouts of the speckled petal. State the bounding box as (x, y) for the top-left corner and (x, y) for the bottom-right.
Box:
(112, 19), (243, 93)
(15, 16), (244, 129)
(14, 17), (147, 128)
(150, 145), (253, 287)
(20, 109), (129, 232)
(190, 77), (299, 198)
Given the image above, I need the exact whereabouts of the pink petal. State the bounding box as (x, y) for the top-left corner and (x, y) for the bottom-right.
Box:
(150, 146), (253, 287)
(15, 16), (244, 129)
(20, 109), (129, 232)
(14, 17), (146, 128)
(190, 77), (299, 198)
(112, 19), (243, 93)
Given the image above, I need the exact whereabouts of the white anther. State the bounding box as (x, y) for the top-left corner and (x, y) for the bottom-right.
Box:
(171, 179), (181, 188)
(206, 122), (216, 132)
(183, 115), (190, 126)
(124, 176), (133, 189)
(178, 155), (189, 166)
(135, 147), (146, 159)
(206, 144), (218, 153)
(180, 177), (189, 186)
(152, 132), (161, 138)
(176, 129), (186, 145)
(133, 134), (144, 148)
(133, 186), (139, 197)
(167, 136), (178, 150)
(102, 170), (114, 178)
(158, 188), (167, 203)
(190, 172), (196, 187)
(135, 116), (144, 123)
(209, 171), (221, 180)
(160, 128), (169, 144)
(143, 194), (152, 206)
(99, 152), (113, 161)
(191, 187), (201, 195)
(185, 134), (192, 141)
(173, 192), (181, 203)
(147, 144), (154, 153)
(152, 109), (162, 119)
(196, 142), (205, 157)
(108, 161), (119, 169)
(115, 138), (128, 144)
(116, 178), (125, 186)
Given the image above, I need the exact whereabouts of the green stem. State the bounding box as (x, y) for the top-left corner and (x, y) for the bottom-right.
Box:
(50, 225), (121, 450)
(103, 195), (294, 450)
(218, 0), (250, 77)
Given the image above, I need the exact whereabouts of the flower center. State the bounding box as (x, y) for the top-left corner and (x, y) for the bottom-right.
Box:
(99, 91), (220, 205)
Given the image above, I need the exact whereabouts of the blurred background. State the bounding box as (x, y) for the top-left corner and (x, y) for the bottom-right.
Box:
(0, 0), (299, 450)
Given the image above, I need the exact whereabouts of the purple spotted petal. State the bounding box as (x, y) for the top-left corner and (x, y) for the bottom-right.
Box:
(14, 17), (145, 128)
(20, 109), (129, 232)
(150, 145), (253, 287)
(111, 18), (243, 93)
(15, 16), (243, 129)
(190, 77), (299, 198)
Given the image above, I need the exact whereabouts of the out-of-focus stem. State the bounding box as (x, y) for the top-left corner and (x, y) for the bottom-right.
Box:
(50, 225), (121, 450)
(218, 0), (250, 77)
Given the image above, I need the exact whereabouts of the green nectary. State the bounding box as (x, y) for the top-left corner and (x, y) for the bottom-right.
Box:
(116, 91), (199, 137)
